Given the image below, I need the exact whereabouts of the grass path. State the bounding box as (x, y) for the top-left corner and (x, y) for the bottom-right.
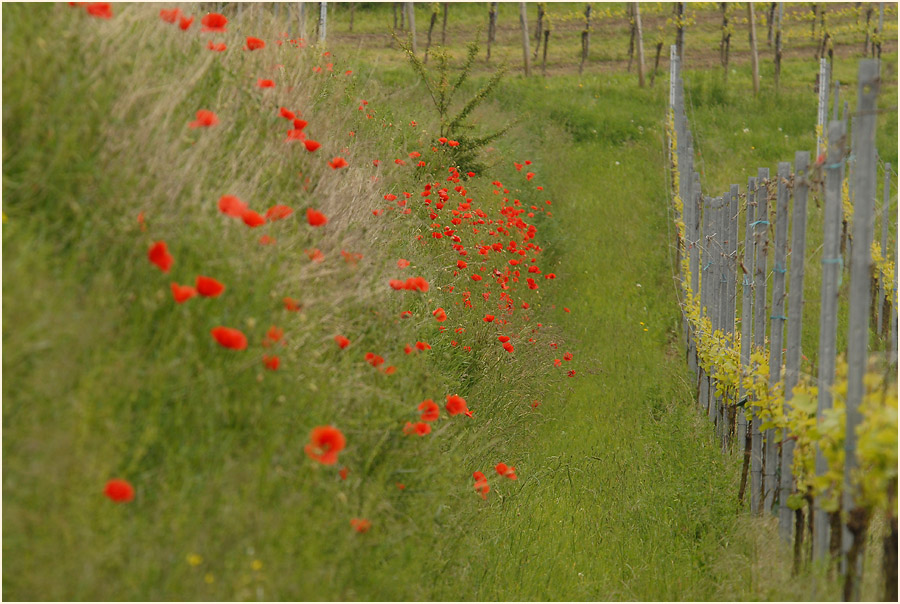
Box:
(414, 73), (814, 600)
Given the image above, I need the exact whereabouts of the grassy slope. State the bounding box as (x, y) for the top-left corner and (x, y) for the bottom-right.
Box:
(3, 2), (897, 601)
(3, 4), (565, 600)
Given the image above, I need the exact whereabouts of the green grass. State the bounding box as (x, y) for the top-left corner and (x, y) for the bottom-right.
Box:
(3, 2), (897, 601)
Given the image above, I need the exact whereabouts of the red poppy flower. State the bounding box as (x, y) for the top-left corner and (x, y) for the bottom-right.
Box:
(179, 15), (194, 30)
(473, 471), (490, 499)
(364, 352), (385, 368)
(498, 336), (510, 343)
(339, 467), (349, 480)
(418, 399), (439, 422)
(293, 118), (308, 130)
(350, 518), (371, 533)
(457, 260), (467, 269)
(397, 258), (410, 269)
(257, 79), (275, 88)
(211, 326), (247, 350)
(568, 370), (576, 378)
(432, 307), (447, 322)
(526, 172), (535, 181)
(334, 335), (350, 349)
(280, 107), (296, 120)
(415, 341), (430, 351)
(327, 156), (349, 170)
(241, 208), (266, 227)
(305, 248), (324, 262)
(383, 365), (397, 375)
(304, 139), (321, 152)
(218, 195), (247, 217)
(471, 274), (482, 281)
(201, 12), (227, 32)
(258, 235), (276, 245)
(263, 355), (280, 370)
(170, 282), (197, 304)
(306, 208), (328, 227)
(403, 277), (429, 292)
(283, 297), (301, 311)
(265, 204), (293, 221)
(502, 342), (514, 353)
(544, 273), (556, 279)
(188, 109), (218, 128)
(389, 279), (404, 290)
(86, 3), (112, 18)
(563, 352), (573, 361)
(526, 278), (538, 290)
(286, 128), (306, 142)
(159, 8), (181, 23)
(445, 394), (469, 416)
(207, 41), (227, 52)
(447, 140), (459, 147)
(104, 479), (134, 503)
(245, 36), (265, 50)
(148, 241), (173, 273)
(483, 315), (494, 323)
(265, 326), (283, 343)
(305, 425), (346, 465)
(495, 463), (518, 480)
(400, 311), (413, 319)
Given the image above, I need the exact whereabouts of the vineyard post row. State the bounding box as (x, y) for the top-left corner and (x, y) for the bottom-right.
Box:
(668, 48), (897, 601)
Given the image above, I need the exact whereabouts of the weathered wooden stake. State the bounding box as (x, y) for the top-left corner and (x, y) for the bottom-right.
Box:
(841, 59), (879, 601)
(675, 2), (685, 63)
(724, 183), (739, 450)
(541, 29), (550, 77)
(580, 4), (592, 75)
(317, 1), (327, 43)
(487, 2), (497, 61)
(813, 119), (847, 560)
(519, 3), (531, 77)
(407, 3), (417, 55)
(441, 2), (448, 45)
(635, 3), (645, 87)
(748, 2), (760, 95)
(764, 161), (791, 515)
(779, 151), (811, 541)
(701, 193), (713, 416)
(774, 2), (783, 92)
(738, 176), (756, 469)
(751, 167), (770, 516)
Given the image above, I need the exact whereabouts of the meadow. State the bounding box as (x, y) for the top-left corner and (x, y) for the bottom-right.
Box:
(2, 2), (896, 600)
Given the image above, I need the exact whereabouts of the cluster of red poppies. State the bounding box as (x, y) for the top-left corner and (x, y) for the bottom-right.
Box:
(95, 7), (578, 531)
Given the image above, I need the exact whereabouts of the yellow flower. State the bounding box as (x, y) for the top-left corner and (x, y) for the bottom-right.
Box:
(204, 573), (215, 584)
(251, 559), (263, 571)
(187, 553), (203, 567)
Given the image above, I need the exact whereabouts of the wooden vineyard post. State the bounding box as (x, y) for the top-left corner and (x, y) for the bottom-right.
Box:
(701, 194), (714, 416)
(813, 119), (847, 560)
(519, 3), (531, 77)
(675, 2), (684, 63)
(816, 58), (829, 159)
(724, 183), (739, 451)
(407, 3), (417, 55)
(533, 3), (544, 60)
(774, 2), (783, 92)
(424, 2), (438, 63)
(713, 195), (726, 428)
(748, 2), (760, 96)
(317, 1), (327, 44)
(780, 152), (811, 544)
(298, 2), (307, 40)
(441, 2), (448, 45)
(877, 165), (890, 335)
(487, 2), (497, 61)
(737, 176), (757, 507)
(764, 161), (791, 515)
(635, 3), (645, 87)
(751, 167), (770, 516)
(833, 79), (840, 121)
(580, 3), (592, 75)
(684, 132), (696, 374)
(841, 59), (879, 602)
